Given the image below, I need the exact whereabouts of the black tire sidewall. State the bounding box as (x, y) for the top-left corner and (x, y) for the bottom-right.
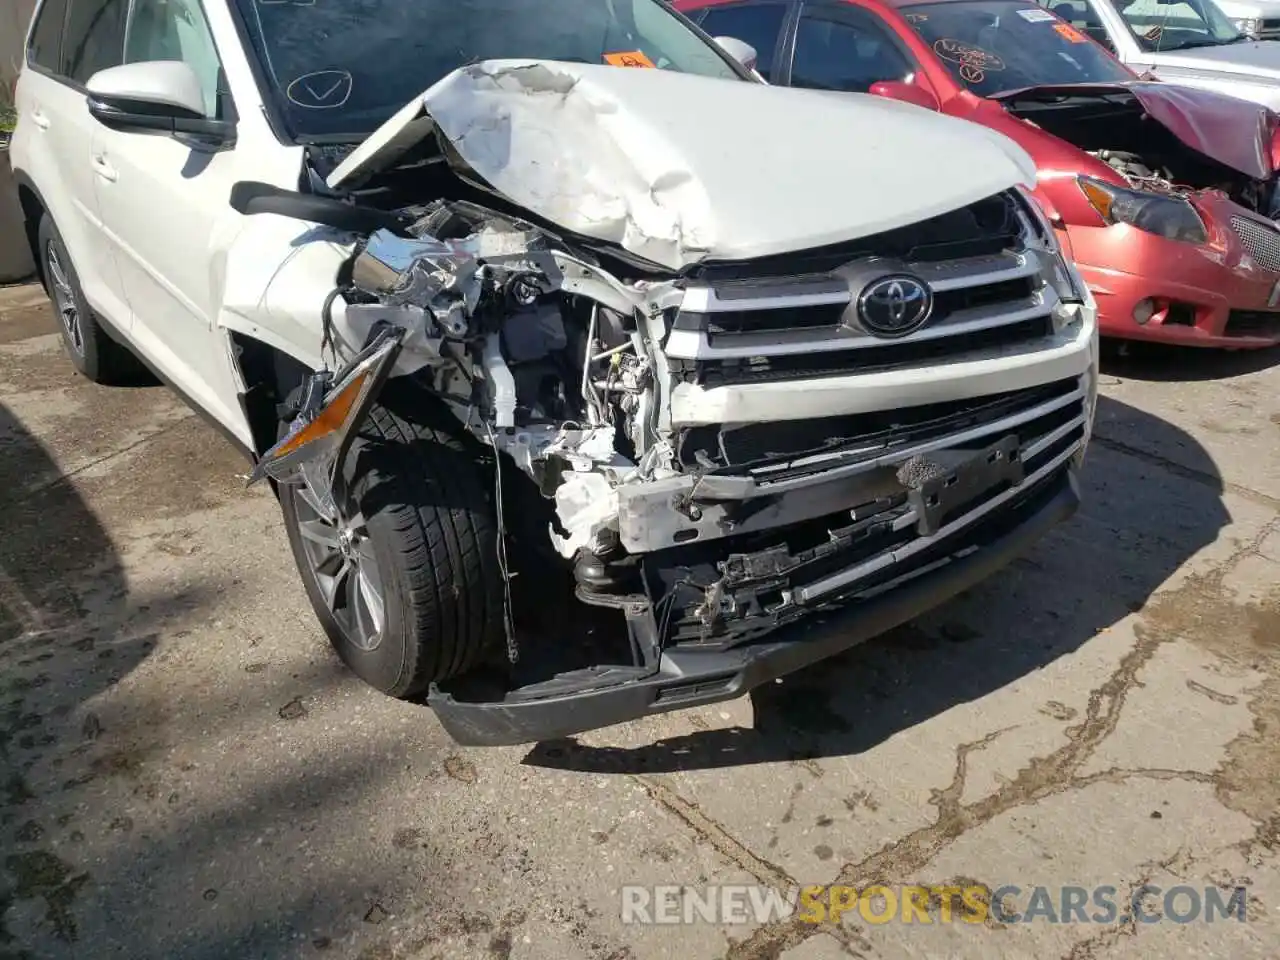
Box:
(37, 215), (100, 380)
(278, 425), (452, 698)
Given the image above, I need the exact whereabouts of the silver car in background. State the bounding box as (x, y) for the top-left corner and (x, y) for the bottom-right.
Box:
(1210, 0), (1280, 39)
(1047, 0), (1280, 108)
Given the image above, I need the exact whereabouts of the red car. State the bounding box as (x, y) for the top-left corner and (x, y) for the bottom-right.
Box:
(678, 0), (1280, 348)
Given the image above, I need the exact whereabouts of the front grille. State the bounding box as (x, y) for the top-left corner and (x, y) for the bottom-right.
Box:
(935, 275), (1037, 318)
(1225, 310), (1280, 339)
(1231, 215), (1280, 272)
(678, 315), (1053, 386)
(696, 274), (1039, 343)
(678, 377), (1080, 471)
(704, 302), (846, 339)
(664, 190), (1062, 383)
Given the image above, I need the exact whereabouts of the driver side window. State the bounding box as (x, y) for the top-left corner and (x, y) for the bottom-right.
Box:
(791, 8), (914, 93)
(124, 0), (222, 116)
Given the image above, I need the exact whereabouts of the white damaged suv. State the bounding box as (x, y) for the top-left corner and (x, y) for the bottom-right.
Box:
(11, 0), (1098, 745)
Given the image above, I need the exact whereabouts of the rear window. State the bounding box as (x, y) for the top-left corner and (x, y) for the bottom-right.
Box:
(27, 0), (69, 73)
(26, 0), (128, 84)
(62, 0), (128, 84)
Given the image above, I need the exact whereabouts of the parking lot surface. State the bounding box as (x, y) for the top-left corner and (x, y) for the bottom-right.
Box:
(1, 279), (1278, 959)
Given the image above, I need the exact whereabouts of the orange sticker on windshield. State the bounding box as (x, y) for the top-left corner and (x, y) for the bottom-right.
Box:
(604, 50), (656, 68)
(1054, 22), (1089, 43)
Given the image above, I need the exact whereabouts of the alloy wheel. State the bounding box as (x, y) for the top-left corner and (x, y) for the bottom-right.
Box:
(290, 482), (386, 651)
(46, 242), (84, 358)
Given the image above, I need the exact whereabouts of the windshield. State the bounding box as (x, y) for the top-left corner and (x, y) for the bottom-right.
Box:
(232, 0), (743, 141)
(1112, 0), (1244, 51)
(905, 0), (1134, 97)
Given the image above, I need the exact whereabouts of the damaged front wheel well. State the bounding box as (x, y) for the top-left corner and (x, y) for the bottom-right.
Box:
(230, 333), (317, 460)
(232, 330), (488, 466)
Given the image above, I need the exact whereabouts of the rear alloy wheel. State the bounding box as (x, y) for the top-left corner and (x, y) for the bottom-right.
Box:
(37, 214), (150, 385)
(46, 241), (85, 360)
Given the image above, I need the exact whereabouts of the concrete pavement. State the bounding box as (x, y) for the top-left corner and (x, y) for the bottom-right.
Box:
(1, 280), (1278, 959)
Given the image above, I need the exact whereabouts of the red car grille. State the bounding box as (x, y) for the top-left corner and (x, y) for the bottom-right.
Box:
(1230, 215), (1280, 273)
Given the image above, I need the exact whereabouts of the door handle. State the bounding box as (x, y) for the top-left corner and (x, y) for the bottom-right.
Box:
(30, 109), (50, 131)
(91, 154), (118, 183)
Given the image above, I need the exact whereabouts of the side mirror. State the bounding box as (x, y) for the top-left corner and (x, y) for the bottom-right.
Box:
(714, 36), (758, 71)
(86, 61), (234, 142)
(868, 80), (941, 112)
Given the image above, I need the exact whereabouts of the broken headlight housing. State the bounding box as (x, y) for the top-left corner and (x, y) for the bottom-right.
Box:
(1077, 175), (1208, 245)
(1014, 185), (1086, 313)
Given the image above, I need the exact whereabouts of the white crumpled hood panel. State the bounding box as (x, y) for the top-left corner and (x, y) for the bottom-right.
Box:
(329, 59), (1036, 271)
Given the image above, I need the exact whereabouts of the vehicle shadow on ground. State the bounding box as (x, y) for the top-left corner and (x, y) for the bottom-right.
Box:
(0, 398), (138, 937)
(1100, 339), (1280, 382)
(0, 394), (157, 734)
(0, 393), (401, 959)
(523, 394), (1230, 774)
(0, 387), (216, 949)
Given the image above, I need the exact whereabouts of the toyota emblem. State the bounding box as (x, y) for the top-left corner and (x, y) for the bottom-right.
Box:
(856, 275), (933, 338)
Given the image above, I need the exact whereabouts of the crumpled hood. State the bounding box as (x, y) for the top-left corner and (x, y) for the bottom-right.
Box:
(993, 80), (1278, 180)
(328, 59), (1036, 271)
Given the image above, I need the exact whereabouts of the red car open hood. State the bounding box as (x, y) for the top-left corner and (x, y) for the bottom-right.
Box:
(992, 81), (1278, 181)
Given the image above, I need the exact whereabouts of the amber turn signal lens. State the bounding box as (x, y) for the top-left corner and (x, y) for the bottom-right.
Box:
(273, 370), (369, 459)
(1078, 179), (1114, 221)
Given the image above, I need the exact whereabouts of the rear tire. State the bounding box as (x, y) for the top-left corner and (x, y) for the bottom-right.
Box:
(280, 395), (505, 696)
(37, 214), (148, 385)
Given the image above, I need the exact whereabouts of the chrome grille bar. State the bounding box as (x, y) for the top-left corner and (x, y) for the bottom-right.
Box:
(666, 245), (1053, 363)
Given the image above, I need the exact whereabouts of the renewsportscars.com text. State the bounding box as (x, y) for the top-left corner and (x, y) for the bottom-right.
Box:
(620, 883), (1249, 926)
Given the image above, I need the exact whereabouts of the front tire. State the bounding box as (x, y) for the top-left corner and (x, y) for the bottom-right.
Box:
(37, 215), (146, 384)
(279, 396), (505, 697)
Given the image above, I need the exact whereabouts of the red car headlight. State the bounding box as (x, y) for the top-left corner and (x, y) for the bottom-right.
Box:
(1078, 176), (1208, 244)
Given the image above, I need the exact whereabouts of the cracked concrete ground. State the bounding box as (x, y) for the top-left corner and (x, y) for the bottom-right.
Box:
(1, 278), (1278, 960)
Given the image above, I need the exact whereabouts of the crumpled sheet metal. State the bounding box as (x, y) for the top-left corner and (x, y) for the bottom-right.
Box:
(1128, 80), (1278, 181)
(332, 59), (1038, 273)
(996, 81), (1279, 181)
(422, 61), (716, 271)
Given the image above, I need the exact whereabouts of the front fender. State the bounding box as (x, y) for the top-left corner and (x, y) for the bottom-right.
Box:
(216, 216), (356, 373)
